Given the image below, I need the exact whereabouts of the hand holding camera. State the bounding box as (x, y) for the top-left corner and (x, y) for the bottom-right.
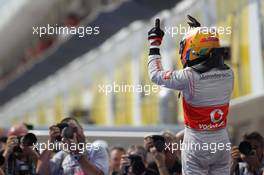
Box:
(3, 135), (18, 157)
(48, 124), (62, 142)
(144, 135), (166, 152)
(231, 141), (262, 173)
(230, 146), (240, 165)
(120, 154), (146, 175)
(49, 122), (81, 154)
(145, 135), (167, 169)
(150, 146), (166, 169)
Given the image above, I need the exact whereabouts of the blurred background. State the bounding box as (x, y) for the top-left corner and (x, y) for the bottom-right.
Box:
(0, 0), (263, 144)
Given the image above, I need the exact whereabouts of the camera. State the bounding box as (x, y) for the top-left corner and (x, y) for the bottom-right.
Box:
(21, 133), (37, 146)
(239, 141), (254, 156)
(150, 135), (166, 152)
(7, 133), (37, 175)
(61, 126), (78, 139)
(55, 123), (69, 141)
(13, 133), (37, 157)
(124, 154), (146, 175)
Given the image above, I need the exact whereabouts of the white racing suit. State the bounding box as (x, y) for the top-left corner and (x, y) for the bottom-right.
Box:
(148, 54), (234, 175)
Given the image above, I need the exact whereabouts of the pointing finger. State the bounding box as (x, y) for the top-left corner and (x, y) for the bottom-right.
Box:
(155, 18), (160, 28)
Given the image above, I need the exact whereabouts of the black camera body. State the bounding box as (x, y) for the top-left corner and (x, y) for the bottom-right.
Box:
(55, 122), (78, 141)
(7, 133), (37, 175)
(62, 126), (78, 139)
(150, 135), (166, 152)
(124, 155), (146, 175)
(239, 141), (254, 156)
(13, 133), (38, 157)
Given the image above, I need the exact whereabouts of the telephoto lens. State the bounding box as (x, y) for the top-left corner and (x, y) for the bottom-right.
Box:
(151, 135), (166, 152)
(239, 141), (253, 156)
(128, 155), (146, 174)
(62, 126), (78, 139)
(21, 133), (38, 146)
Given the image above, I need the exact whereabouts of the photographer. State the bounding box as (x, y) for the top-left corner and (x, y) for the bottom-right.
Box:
(109, 146), (126, 175)
(144, 133), (182, 175)
(120, 145), (157, 175)
(2, 123), (39, 175)
(37, 117), (109, 175)
(230, 132), (264, 175)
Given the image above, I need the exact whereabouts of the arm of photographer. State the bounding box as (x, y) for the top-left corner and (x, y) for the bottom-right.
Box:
(150, 147), (170, 175)
(229, 146), (240, 175)
(36, 125), (60, 175)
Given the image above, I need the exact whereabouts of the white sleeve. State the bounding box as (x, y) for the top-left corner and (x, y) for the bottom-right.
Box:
(88, 145), (109, 175)
(148, 54), (190, 90)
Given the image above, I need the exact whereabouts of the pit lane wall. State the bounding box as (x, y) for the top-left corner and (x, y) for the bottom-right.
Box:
(228, 93), (264, 143)
(0, 0), (264, 127)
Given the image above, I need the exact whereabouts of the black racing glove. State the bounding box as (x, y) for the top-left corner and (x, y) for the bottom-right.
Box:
(148, 18), (164, 55)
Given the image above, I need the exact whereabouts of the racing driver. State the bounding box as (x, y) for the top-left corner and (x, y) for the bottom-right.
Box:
(147, 15), (234, 175)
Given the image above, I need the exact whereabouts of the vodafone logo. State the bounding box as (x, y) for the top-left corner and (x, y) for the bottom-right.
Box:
(210, 109), (224, 123)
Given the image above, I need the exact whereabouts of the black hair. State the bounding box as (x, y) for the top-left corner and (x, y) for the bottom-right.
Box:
(127, 145), (147, 161)
(60, 117), (81, 128)
(243, 132), (264, 147)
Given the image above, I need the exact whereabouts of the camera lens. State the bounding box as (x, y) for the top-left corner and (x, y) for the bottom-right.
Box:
(239, 141), (252, 156)
(154, 140), (165, 152)
(21, 133), (37, 146)
(151, 135), (166, 152)
(128, 155), (146, 174)
(62, 126), (77, 139)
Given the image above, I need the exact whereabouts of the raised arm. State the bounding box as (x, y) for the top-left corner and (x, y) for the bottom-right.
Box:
(147, 18), (189, 90)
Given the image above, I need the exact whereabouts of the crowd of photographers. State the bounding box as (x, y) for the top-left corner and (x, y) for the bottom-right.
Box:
(0, 118), (263, 175)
